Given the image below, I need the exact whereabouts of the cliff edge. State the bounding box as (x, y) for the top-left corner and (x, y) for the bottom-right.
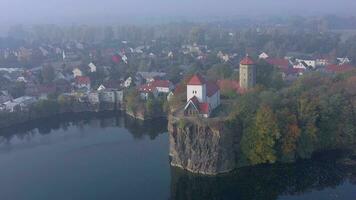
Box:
(168, 115), (240, 175)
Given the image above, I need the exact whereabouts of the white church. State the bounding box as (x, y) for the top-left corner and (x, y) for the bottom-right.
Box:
(184, 74), (220, 118)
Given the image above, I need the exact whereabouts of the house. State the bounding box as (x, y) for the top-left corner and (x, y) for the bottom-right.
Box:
(337, 57), (350, 65)
(184, 74), (220, 118)
(259, 52), (269, 59)
(138, 84), (158, 100)
(88, 92), (100, 104)
(295, 59), (316, 69)
(72, 68), (83, 77)
(137, 72), (166, 83)
(2, 96), (37, 112)
(88, 62), (97, 73)
(150, 79), (174, 93)
(217, 51), (230, 62)
(75, 76), (91, 91)
(168, 51), (174, 58)
(265, 58), (291, 70)
(293, 61), (312, 70)
(314, 55), (332, 66)
(124, 77), (133, 88)
(99, 90), (116, 103)
(97, 84), (106, 91)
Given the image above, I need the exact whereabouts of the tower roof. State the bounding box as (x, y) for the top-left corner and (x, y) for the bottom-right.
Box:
(240, 56), (255, 65)
(187, 74), (206, 85)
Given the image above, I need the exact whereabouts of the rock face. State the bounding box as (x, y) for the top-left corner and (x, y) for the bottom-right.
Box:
(169, 116), (239, 175)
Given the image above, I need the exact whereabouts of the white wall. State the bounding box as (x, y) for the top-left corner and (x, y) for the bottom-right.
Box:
(156, 87), (170, 93)
(187, 84), (206, 102)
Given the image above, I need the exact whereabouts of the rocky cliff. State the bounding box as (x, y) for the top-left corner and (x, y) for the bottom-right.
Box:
(168, 116), (240, 175)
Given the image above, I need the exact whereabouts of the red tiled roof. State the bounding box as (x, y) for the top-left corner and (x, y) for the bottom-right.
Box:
(199, 103), (209, 114)
(217, 80), (240, 92)
(190, 96), (200, 106)
(187, 97), (210, 114)
(240, 56), (255, 65)
(151, 80), (172, 88)
(187, 74), (206, 85)
(138, 83), (156, 93)
(266, 58), (290, 69)
(75, 76), (90, 84)
(112, 55), (121, 64)
(206, 81), (220, 97)
(325, 64), (354, 73)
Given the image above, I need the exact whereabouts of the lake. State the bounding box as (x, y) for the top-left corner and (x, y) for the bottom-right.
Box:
(0, 112), (355, 200)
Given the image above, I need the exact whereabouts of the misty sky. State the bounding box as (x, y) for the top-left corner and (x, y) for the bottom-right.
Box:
(1, 0), (356, 24)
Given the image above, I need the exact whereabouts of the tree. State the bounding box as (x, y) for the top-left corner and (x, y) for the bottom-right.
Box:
(9, 82), (26, 98)
(241, 105), (280, 165)
(41, 64), (55, 84)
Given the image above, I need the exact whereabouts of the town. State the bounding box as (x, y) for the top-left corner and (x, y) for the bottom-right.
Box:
(0, 20), (355, 124)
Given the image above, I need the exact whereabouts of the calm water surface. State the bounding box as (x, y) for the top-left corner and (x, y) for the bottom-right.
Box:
(0, 113), (355, 200)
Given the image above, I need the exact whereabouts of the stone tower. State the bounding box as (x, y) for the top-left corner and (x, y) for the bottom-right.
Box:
(239, 55), (256, 89)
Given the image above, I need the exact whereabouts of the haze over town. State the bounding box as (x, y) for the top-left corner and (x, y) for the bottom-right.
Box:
(1, 0), (356, 25)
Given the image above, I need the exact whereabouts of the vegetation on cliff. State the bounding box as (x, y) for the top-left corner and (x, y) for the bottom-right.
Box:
(229, 70), (356, 165)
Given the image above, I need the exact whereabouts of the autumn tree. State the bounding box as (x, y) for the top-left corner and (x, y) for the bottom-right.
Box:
(241, 105), (280, 165)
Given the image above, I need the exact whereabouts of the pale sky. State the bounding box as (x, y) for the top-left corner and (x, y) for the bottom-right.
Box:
(0, 0), (356, 24)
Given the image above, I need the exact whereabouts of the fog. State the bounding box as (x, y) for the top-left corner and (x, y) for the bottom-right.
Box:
(0, 0), (356, 24)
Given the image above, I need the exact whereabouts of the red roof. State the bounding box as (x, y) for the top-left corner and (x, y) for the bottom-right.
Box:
(325, 64), (354, 73)
(75, 76), (90, 85)
(138, 83), (156, 93)
(112, 55), (121, 64)
(217, 80), (240, 93)
(199, 103), (210, 114)
(206, 81), (220, 97)
(151, 80), (172, 88)
(187, 97), (210, 115)
(187, 74), (206, 85)
(190, 96), (200, 106)
(240, 56), (255, 65)
(266, 58), (290, 69)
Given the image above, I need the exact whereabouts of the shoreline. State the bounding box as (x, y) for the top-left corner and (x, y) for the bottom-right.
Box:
(0, 106), (167, 130)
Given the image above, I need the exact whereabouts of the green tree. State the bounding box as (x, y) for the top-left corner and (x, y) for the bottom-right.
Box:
(41, 64), (55, 84)
(241, 105), (280, 165)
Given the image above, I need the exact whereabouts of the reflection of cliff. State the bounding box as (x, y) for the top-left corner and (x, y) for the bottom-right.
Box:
(170, 157), (356, 200)
(169, 116), (240, 175)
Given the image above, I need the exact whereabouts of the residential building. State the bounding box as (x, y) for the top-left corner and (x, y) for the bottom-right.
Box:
(72, 68), (83, 77)
(259, 52), (269, 59)
(184, 74), (220, 118)
(138, 84), (158, 100)
(88, 62), (97, 73)
(88, 92), (100, 104)
(2, 96), (37, 112)
(75, 76), (91, 91)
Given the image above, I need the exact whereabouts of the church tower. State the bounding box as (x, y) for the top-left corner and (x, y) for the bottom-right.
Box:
(239, 55), (256, 89)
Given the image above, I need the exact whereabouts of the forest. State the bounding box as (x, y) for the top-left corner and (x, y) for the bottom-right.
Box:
(228, 70), (356, 165)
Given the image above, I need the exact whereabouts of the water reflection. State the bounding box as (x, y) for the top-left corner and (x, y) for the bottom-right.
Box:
(0, 112), (167, 152)
(170, 155), (356, 200)
(0, 113), (355, 200)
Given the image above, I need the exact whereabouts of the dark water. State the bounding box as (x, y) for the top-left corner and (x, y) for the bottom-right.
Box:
(0, 112), (355, 200)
